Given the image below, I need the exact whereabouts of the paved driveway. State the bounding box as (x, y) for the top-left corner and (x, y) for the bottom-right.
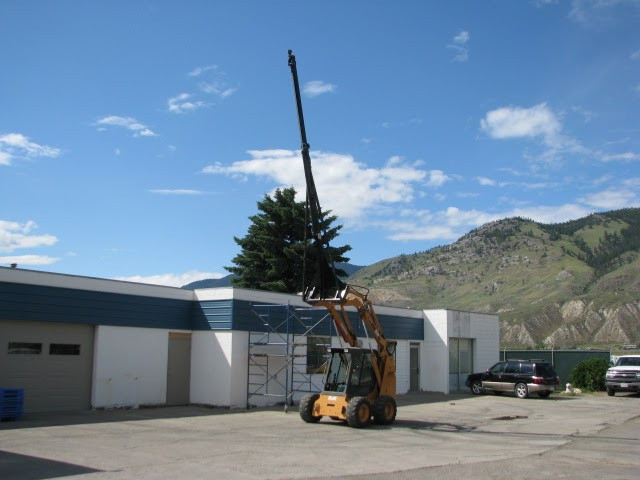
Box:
(1, 391), (639, 479)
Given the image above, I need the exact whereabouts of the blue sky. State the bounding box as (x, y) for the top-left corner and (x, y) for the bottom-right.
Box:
(1, 0), (639, 287)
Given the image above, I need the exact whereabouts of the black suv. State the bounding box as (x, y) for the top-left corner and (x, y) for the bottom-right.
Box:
(466, 359), (560, 399)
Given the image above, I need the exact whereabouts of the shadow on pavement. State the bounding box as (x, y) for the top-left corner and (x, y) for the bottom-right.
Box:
(0, 450), (103, 480)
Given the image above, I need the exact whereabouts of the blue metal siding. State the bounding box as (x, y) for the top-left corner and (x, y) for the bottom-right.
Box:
(0, 282), (193, 330)
(2, 281), (424, 340)
(193, 300), (233, 330)
(195, 299), (424, 340)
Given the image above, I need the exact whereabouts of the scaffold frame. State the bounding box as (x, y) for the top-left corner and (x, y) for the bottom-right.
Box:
(246, 302), (334, 410)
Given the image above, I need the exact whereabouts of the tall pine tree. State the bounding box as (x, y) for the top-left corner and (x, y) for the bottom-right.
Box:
(226, 187), (351, 293)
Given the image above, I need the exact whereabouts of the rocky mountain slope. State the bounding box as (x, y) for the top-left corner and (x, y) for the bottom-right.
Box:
(348, 208), (640, 348)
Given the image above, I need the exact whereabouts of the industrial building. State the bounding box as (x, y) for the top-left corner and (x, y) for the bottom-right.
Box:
(0, 266), (499, 414)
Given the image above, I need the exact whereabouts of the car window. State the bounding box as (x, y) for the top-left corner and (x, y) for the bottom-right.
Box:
(490, 363), (506, 374)
(617, 357), (640, 367)
(505, 362), (519, 374)
(520, 363), (534, 374)
(535, 364), (556, 376)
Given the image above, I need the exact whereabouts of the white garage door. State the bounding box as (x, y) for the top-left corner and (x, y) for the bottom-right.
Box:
(0, 320), (94, 413)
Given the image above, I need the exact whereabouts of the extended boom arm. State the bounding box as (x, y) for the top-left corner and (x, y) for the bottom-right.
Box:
(287, 50), (392, 358)
(288, 50), (346, 303)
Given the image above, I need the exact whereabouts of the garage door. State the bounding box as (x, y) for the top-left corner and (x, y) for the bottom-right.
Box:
(0, 320), (94, 413)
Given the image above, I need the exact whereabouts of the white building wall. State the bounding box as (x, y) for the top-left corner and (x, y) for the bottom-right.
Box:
(395, 340), (410, 394)
(421, 310), (450, 393)
(92, 325), (170, 408)
(469, 312), (500, 372)
(190, 331), (249, 408)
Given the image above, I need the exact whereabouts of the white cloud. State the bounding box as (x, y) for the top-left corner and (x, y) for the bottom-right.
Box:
(203, 150), (432, 220)
(569, 0), (640, 27)
(453, 30), (470, 44)
(481, 103), (561, 141)
(0, 255), (59, 266)
(96, 116), (157, 137)
(480, 103), (593, 166)
(303, 80), (336, 97)
(477, 176), (497, 186)
(599, 151), (640, 162)
(198, 81), (237, 98)
(114, 271), (224, 288)
(578, 189), (638, 209)
(149, 189), (207, 195)
(167, 93), (209, 114)
(385, 202), (598, 242)
(425, 169), (451, 187)
(0, 220), (58, 253)
(188, 65), (218, 77)
(0, 133), (61, 166)
(622, 177), (640, 187)
(447, 30), (470, 62)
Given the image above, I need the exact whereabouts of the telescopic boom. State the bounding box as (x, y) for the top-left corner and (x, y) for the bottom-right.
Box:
(288, 50), (346, 302)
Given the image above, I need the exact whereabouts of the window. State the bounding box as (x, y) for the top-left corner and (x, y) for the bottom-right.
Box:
(307, 336), (329, 374)
(8, 342), (42, 354)
(505, 362), (520, 374)
(50, 344), (81, 355)
(520, 363), (534, 374)
(490, 362), (506, 374)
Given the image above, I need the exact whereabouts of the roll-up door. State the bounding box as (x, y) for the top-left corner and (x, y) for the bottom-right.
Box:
(0, 320), (94, 413)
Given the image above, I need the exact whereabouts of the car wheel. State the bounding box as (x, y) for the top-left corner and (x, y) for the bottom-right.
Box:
(607, 388), (615, 397)
(515, 382), (529, 399)
(470, 380), (483, 395)
(537, 390), (551, 398)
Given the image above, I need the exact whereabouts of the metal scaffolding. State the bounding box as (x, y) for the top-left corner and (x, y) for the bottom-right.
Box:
(246, 302), (334, 410)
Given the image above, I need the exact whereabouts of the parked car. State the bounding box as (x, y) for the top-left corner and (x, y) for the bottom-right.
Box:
(466, 359), (560, 399)
(606, 355), (640, 396)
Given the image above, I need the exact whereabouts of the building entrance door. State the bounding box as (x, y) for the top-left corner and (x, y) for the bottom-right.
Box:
(449, 338), (473, 392)
(166, 332), (191, 406)
(409, 343), (420, 391)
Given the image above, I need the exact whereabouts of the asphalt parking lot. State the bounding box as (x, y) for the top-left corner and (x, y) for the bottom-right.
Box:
(1, 391), (639, 480)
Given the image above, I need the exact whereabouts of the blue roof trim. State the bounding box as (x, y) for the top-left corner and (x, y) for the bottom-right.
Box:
(2, 281), (424, 340)
(0, 282), (193, 330)
(194, 299), (424, 340)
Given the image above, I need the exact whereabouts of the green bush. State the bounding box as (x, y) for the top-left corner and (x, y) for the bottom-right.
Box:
(569, 358), (610, 391)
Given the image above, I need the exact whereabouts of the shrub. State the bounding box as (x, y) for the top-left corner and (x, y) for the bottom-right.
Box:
(569, 358), (610, 391)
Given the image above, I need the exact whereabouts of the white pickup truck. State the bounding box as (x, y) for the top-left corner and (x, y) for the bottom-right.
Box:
(605, 355), (640, 396)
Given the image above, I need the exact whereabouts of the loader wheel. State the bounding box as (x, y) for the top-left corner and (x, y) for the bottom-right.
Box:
(373, 396), (397, 425)
(346, 396), (371, 428)
(299, 393), (321, 423)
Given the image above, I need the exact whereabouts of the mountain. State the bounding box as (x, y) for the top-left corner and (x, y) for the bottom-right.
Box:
(182, 275), (236, 289)
(181, 262), (364, 290)
(348, 208), (640, 349)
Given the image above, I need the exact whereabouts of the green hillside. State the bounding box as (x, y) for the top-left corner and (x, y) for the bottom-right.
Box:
(349, 208), (640, 348)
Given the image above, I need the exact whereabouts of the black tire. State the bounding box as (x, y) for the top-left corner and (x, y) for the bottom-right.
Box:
(607, 388), (615, 397)
(346, 396), (372, 428)
(515, 382), (529, 399)
(470, 380), (483, 395)
(373, 396), (397, 425)
(537, 390), (551, 398)
(299, 393), (321, 423)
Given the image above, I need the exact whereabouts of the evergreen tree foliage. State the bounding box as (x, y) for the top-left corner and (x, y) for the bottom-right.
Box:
(225, 187), (351, 293)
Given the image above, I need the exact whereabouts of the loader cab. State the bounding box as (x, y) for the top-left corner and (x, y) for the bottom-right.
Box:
(323, 347), (376, 397)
